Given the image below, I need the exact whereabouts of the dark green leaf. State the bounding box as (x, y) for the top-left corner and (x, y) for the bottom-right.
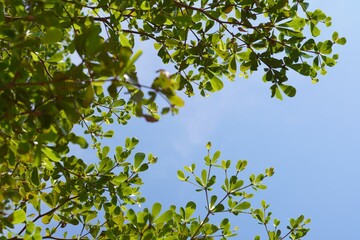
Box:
(31, 168), (40, 186)
(229, 55), (237, 73)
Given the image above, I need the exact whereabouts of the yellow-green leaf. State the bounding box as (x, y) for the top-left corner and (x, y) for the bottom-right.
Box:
(310, 23), (320, 37)
(336, 37), (346, 45)
(42, 147), (61, 162)
(169, 95), (184, 107)
(210, 76), (224, 91)
(12, 209), (26, 224)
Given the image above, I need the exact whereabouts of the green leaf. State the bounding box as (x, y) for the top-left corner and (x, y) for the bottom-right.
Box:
(30, 52), (39, 61)
(236, 160), (247, 172)
(177, 170), (186, 181)
(42, 214), (53, 224)
(42, 158), (54, 171)
(107, 84), (117, 98)
(46, 52), (63, 63)
(83, 85), (94, 107)
(332, 31), (339, 41)
(111, 173), (127, 185)
(214, 203), (225, 213)
(169, 95), (184, 107)
(201, 169), (207, 186)
(229, 55), (237, 73)
(85, 164), (95, 174)
(123, 50), (143, 74)
(42, 147), (61, 162)
(69, 134), (88, 149)
(185, 201), (196, 220)
(140, 1), (150, 10)
(310, 22), (320, 37)
(266, 167), (275, 177)
(119, 33), (132, 48)
(301, 38), (316, 51)
(236, 201), (251, 210)
(175, 15), (192, 27)
(279, 84), (296, 97)
(221, 160), (231, 170)
(323, 57), (336, 67)
(281, 17), (306, 29)
(336, 37), (346, 45)
(138, 163), (149, 172)
(134, 152), (146, 170)
(11, 209), (26, 224)
(104, 130), (114, 138)
(319, 40), (333, 54)
(209, 195), (217, 210)
(270, 84), (283, 100)
(289, 63), (311, 76)
(154, 210), (173, 224)
(31, 168), (40, 186)
(312, 9), (327, 21)
(212, 151), (221, 164)
(210, 75), (224, 91)
(102, 146), (110, 158)
(206, 141), (212, 150)
(85, 211), (97, 223)
(152, 203), (162, 218)
(42, 27), (63, 44)
(126, 209), (137, 225)
(230, 179), (244, 191)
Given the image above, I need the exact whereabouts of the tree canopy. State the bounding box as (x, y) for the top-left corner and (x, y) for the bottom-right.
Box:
(0, 0), (344, 239)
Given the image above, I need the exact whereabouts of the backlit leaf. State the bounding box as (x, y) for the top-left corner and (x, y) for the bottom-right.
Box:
(42, 27), (63, 44)
(154, 210), (173, 224)
(210, 76), (224, 91)
(134, 152), (146, 170)
(152, 203), (162, 218)
(42, 147), (61, 162)
(279, 84), (296, 97)
(11, 209), (26, 224)
(169, 95), (184, 107)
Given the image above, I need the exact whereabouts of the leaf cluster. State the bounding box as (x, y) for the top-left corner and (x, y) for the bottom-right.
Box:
(0, 0), (343, 239)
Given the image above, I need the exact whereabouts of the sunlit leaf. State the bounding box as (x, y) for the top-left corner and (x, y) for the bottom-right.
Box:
(41, 147), (61, 162)
(154, 210), (173, 224)
(11, 209), (26, 224)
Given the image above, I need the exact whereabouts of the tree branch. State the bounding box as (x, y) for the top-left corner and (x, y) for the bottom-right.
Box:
(16, 195), (79, 236)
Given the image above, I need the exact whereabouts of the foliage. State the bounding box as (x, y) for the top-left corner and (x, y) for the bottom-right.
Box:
(0, 0), (344, 239)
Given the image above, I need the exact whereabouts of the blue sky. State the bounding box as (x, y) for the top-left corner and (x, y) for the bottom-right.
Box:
(74, 1), (359, 239)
